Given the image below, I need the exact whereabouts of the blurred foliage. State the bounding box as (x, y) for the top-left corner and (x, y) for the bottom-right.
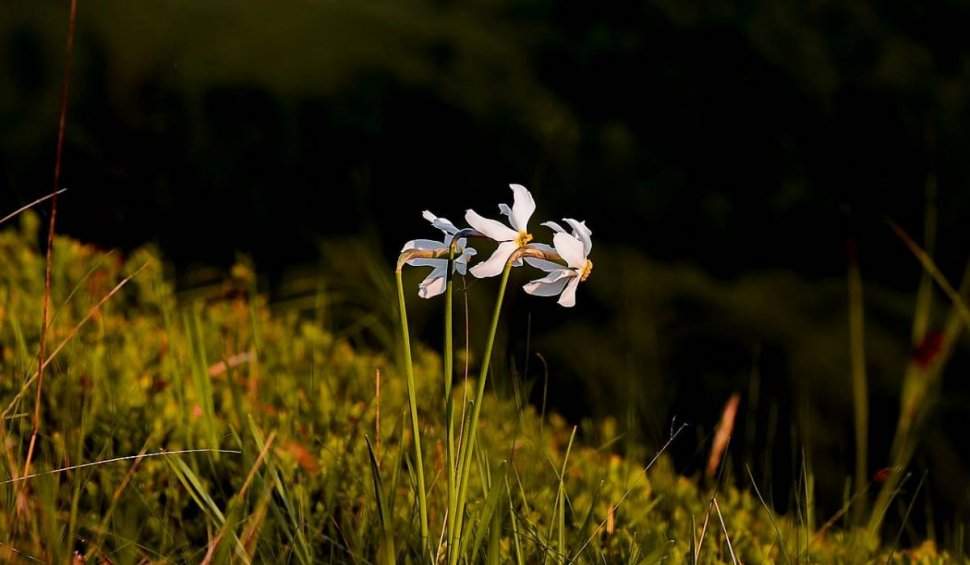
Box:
(2, 0), (969, 280)
(0, 217), (955, 562)
(536, 241), (970, 527)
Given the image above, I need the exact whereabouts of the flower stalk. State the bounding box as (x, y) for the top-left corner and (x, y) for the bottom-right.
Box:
(444, 241), (458, 553)
(393, 266), (429, 554)
(446, 245), (560, 564)
(448, 258), (513, 565)
(395, 186), (586, 564)
(396, 228), (484, 560)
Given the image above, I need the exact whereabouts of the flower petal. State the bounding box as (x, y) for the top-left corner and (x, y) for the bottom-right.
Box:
(557, 276), (581, 307)
(541, 220), (567, 234)
(465, 209), (518, 242)
(509, 184), (536, 232)
(531, 268), (573, 284)
(454, 244), (475, 275)
(523, 271), (572, 297)
(562, 218), (592, 237)
(563, 218), (592, 254)
(525, 257), (565, 272)
(423, 210), (459, 235)
(553, 232), (587, 269)
(408, 257), (448, 268)
(457, 239), (477, 259)
(498, 203), (512, 218)
(418, 265), (448, 298)
(402, 238), (445, 253)
(469, 241), (518, 278)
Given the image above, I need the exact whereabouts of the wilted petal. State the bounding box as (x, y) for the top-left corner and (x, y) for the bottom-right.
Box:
(557, 276), (581, 307)
(541, 220), (567, 234)
(509, 184), (536, 232)
(470, 241), (518, 278)
(465, 210), (518, 242)
(523, 271), (572, 297)
(553, 232), (586, 270)
(563, 218), (592, 254)
(498, 203), (512, 218)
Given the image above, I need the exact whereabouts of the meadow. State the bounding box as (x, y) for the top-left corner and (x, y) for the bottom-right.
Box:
(0, 199), (959, 563)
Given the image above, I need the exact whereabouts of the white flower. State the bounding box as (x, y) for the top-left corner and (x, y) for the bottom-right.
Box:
(402, 210), (477, 298)
(523, 221), (593, 308)
(465, 184), (536, 278)
(539, 218), (592, 255)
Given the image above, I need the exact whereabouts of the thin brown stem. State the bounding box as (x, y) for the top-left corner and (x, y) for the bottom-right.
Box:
(23, 0), (79, 487)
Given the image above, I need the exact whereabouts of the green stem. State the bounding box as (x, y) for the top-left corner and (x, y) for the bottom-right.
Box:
(449, 260), (514, 565)
(444, 248), (456, 407)
(445, 248), (458, 555)
(395, 269), (429, 553)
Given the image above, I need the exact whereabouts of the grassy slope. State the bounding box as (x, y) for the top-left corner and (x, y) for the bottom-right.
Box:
(0, 216), (946, 563)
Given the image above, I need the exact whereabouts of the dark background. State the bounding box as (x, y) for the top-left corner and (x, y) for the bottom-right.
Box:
(2, 0), (969, 543)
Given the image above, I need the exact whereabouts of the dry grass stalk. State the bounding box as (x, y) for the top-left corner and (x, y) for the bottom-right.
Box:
(23, 0), (80, 493)
(706, 393), (740, 479)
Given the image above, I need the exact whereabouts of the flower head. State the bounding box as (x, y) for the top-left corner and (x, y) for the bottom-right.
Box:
(539, 218), (592, 255)
(523, 220), (593, 308)
(465, 184), (536, 278)
(401, 210), (477, 298)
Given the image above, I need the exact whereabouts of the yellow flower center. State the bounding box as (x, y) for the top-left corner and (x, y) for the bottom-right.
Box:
(515, 231), (533, 247)
(579, 259), (593, 282)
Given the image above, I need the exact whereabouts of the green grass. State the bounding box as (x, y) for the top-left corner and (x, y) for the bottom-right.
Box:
(0, 213), (953, 563)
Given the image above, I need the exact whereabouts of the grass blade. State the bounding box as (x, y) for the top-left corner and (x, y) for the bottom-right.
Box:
(889, 221), (970, 330)
(366, 434), (396, 565)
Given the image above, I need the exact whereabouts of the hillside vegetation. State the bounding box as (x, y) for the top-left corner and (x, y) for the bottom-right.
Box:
(0, 215), (947, 563)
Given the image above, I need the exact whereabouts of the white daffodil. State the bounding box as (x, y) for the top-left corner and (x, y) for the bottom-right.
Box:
(465, 184), (536, 278)
(524, 217), (592, 271)
(523, 222), (593, 308)
(402, 210), (477, 298)
(539, 218), (592, 255)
